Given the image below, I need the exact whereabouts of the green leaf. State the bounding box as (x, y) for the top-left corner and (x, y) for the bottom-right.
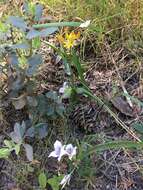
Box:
(47, 106), (55, 116)
(35, 4), (43, 21)
(35, 123), (48, 139)
(26, 29), (40, 39)
(10, 122), (25, 144)
(14, 144), (21, 155)
(25, 127), (35, 138)
(32, 37), (41, 49)
(4, 140), (12, 149)
(62, 87), (72, 99)
(26, 54), (43, 76)
(7, 16), (27, 31)
(56, 105), (65, 117)
(46, 91), (58, 100)
(0, 148), (11, 158)
(12, 43), (30, 49)
(39, 27), (58, 37)
(63, 59), (71, 76)
(8, 53), (19, 67)
(0, 21), (7, 32)
(88, 140), (143, 155)
(26, 27), (58, 39)
(38, 172), (47, 189)
(47, 175), (64, 190)
(27, 96), (38, 107)
(23, 1), (29, 15)
(71, 51), (84, 82)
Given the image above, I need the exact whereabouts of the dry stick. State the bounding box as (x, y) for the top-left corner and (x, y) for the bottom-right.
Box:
(105, 43), (133, 108)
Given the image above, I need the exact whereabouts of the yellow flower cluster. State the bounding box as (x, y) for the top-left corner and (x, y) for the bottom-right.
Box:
(57, 31), (80, 49)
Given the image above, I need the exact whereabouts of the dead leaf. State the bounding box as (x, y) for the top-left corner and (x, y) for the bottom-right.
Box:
(11, 94), (26, 110)
(110, 96), (134, 117)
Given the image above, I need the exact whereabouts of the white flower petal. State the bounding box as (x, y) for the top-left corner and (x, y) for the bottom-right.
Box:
(80, 20), (91, 28)
(48, 151), (58, 158)
(65, 144), (73, 153)
(65, 144), (77, 160)
(54, 140), (62, 150)
(59, 82), (69, 94)
(57, 146), (67, 162)
(59, 87), (64, 94)
(60, 174), (71, 189)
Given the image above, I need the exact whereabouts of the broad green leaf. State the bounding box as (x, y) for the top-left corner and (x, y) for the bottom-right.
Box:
(26, 28), (58, 39)
(36, 94), (47, 115)
(47, 106), (55, 116)
(26, 54), (43, 76)
(4, 140), (13, 149)
(0, 148), (11, 158)
(7, 16), (27, 31)
(35, 123), (48, 139)
(47, 175), (64, 190)
(25, 127), (35, 138)
(27, 96), (38, 107)
(40, 27), (58, 37)
(46, 91), (58, 100)
(10, 125), (22, 144)
(38, 172), (47, 189)
(12, 43), (30, 49)
(35, 4), (43, 21)
(23, 1), (29, 15)
(8, 53), (19, 67)
(56, 105), (65, 117)
(23, 143), (33, 161)
(10, 122), (25, 144)
(26, 80), (36, 94)
(26, 29), (40, 39)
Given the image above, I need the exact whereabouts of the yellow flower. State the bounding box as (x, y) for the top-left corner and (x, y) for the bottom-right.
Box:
(64, 39), (75, 49)
(57, 31), (80, 49)
(56, 34), (65, 43)
(65, 31), (80, 41)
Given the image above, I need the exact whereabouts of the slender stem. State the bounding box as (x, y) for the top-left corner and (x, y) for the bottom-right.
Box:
(33, 22), (82, 29)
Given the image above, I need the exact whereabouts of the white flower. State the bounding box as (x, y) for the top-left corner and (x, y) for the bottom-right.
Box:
(79, 20), (91, 28)
(65, 144), (77, 160)
(59, 82), (68, 94)
(48, 140), (66, 162)
(60, 174), (71, 189)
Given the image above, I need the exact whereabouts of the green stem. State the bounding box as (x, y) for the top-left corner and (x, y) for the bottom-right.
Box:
(33, 22), (82, 29)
